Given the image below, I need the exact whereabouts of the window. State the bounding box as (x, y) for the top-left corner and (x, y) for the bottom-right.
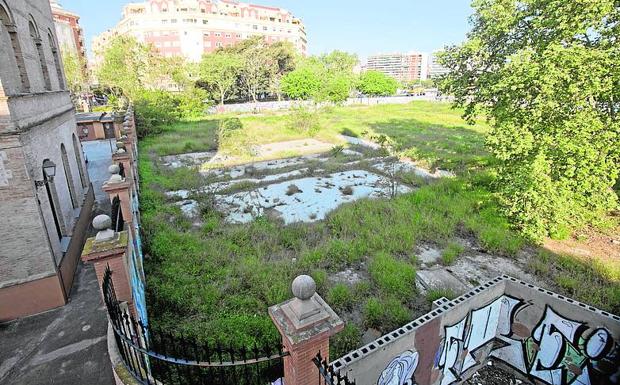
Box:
(60, 144), (78, 209)
(202, 19), (208, 24)
(236, 33), (242, 38)
(203, 32), (210, 37)
(72, 134), (87, 188)
(214, 32), (221, 37)
(29, 19), (51, 91)
(263, 26), (268, 31)
(225, 33), (231, 38)
(48, 32), (64, 90)
(0, 3), (29, 92)
(162, 19), (168, 24)
(215, 42), (222, 47)
(171, 19), (177, 23)
(253, 25), (258, 30)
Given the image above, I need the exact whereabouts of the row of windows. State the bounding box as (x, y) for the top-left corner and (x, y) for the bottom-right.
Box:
(0, 2), (65, 93)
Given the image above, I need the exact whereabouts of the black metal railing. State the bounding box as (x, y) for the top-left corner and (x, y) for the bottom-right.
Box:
(313, 352), (356, 385)
(111, 195), (124, 232)
(102, 267), (286, 385)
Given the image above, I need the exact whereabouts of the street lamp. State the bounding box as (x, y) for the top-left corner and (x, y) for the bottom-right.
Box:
(35, 160), (57, 187)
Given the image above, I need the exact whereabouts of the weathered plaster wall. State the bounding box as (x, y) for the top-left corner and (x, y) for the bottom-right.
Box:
(333, 276), (620, 385)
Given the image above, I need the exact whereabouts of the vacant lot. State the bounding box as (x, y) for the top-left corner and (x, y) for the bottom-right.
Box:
(139, 101), (619, 358)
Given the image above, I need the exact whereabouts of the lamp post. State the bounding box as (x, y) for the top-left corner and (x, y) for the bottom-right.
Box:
(35, 160), (57, 187)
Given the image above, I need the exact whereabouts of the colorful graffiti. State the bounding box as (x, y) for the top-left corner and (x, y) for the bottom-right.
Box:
(377, 350), (419, 385)
(377, 295), (619, 385)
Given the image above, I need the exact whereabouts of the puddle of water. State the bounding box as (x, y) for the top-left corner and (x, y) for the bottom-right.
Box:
(371, 160), (455, 179)
(215, 170), (412, 224)
(201, 155), (326, 178)
(340, 135), (381, 149)
(161, 151), (216, 168)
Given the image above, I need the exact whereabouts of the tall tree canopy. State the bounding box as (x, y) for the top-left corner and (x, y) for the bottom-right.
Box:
(199, 51), (243, 105)
(358, 70), (398, 96)
(96, 36), (163, 102)
(439, 0), (620, 240)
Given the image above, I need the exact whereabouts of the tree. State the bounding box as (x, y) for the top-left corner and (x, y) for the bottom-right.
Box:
(96, 36), (162, 103)
(267, 41), (297, 101)
(439, 0), (620, 240)
(317, 73), (353, 103)
(358, 71), (398, 96)
(61, 48), (86, 97)
(281, 66), (322, 100)
(198, 51), (242, 105)
(239, 41), (275, 103)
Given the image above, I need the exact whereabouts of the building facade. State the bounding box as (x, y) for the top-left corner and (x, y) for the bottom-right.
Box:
(92, 0), (307, 64)
(364, 52), (429, 83)
(428, 50), (450, 79)
(49, 0), (85, 63)
(0, 0), (93, 321)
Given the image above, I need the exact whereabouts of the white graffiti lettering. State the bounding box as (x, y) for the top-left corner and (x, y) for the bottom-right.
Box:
(377, 350), (419, 385)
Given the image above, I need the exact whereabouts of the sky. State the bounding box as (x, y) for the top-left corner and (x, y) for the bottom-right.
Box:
(60, 0), (474, 59)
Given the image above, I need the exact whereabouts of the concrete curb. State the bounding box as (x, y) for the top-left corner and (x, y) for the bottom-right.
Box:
(107, 322), (141, 385)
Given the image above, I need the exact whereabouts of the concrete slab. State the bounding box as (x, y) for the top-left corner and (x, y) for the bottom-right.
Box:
(416, 267), (470, 294)
(0, 263), (114, 385)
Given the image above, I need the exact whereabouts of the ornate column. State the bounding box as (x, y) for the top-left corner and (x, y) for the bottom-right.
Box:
(269, 275), (344, 385)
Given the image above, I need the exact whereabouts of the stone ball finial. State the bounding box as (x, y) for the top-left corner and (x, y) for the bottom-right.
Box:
(108, 164), (120, 175)
(116, 141), (126, 150)
(116, 148), (126, 154)
(292, 275), (316, 301)
(93, 214), (112, 231)
(108, 174), (123, 184)
(123, 121), (131, 127)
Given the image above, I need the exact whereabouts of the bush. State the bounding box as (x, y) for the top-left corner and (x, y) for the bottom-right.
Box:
(177, 88), (209, 118)
(287, 107), (320, 136)
(134, 90), (180, 138)
(358, 71), (398, 96)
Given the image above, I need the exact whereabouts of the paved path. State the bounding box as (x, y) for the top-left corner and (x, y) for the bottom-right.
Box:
(0, 139), (117, 385)
(0, 263), (114, 385)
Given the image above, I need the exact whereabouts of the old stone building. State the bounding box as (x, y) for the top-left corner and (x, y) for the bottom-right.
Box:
(0, 0), (93, 321)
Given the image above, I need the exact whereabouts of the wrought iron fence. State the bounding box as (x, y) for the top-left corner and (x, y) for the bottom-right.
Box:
(312, 352), (356, 385)
(111, 195), (124, 232)
(102, 267), (287, 385)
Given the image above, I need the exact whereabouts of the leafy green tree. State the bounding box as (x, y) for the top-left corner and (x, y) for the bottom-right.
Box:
(198, 51), (242, 105)
(318, 73), (354, 103)
(320, 50), (359, 74)
(267, 41), (297, 101)
(96, 36), (162, 103)
(358, 71), (398, 96)
(439, 0), (620, 240)
(61, 48), (86, 96)
(281, 66), (322, 100)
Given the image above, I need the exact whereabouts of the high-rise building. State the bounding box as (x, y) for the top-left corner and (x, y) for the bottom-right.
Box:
(428, 50), (450, 79)
(92, 0), (307, 64)
(0, 0), (93, 320)
(49, 0), (86, 63)
(364, 52), (429, 82)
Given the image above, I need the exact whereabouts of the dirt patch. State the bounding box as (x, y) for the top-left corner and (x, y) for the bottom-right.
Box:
(543, 227), (620, 269)
(464, 363), (533, 385)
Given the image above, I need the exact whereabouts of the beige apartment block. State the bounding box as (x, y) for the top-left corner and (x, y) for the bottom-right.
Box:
(0, 0), (93, 321)
(92, 0), (307, 66)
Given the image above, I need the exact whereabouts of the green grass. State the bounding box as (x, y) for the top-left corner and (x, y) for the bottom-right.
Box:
(138, 101), (618, 354)
(442, 242), (465, 265)
(529, 250), (620, 313)
(142, 101), (492, 173)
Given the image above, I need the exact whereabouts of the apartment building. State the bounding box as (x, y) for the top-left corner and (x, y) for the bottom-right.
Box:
(428, 50), (450, 79)
(0, 0), (93, 320)
(49, 0), (86, 64)
(92, 0), (307, 64)
(364, 52), (429, 82)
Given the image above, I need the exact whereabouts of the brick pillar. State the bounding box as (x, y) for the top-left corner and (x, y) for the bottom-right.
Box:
(81, 214), (132, 307)
(269, 275), (344, 385)
(112, 150), (133, 186)
(102, 169), (132, 225)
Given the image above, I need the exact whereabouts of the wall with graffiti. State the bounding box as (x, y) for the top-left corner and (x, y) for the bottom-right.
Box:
(332, 276), (620, 385)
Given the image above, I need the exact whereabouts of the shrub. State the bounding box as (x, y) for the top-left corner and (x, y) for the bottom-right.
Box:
(134, 90), (180, 138)
(287, 107), (320, 136)
(177, 88), (209, 118)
